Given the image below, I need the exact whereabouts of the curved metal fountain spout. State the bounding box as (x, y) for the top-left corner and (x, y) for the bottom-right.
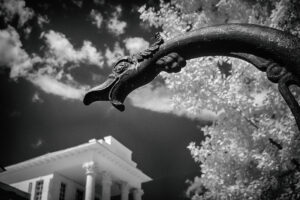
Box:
(83, 24), (300, 130)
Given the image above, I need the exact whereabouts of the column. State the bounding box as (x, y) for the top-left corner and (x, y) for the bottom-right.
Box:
(101, 171), (112, 200)
(120, 182), (130, 200)
(133, 189), (144, 200)
(82, 161), (96, 200)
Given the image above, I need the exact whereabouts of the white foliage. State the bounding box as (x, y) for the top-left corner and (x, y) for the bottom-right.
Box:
(139, 0), (300, 199)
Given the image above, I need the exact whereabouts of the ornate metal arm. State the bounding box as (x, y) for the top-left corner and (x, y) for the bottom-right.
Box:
(83, 24), (300, 130)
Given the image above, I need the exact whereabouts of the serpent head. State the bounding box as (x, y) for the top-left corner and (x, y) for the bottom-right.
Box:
(83, 49), (187, 111)
(83, 33), (179, 111)
(83, 56), (138, 111)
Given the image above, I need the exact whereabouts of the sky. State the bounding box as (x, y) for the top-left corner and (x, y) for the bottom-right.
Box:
(0, 0), (209, 199)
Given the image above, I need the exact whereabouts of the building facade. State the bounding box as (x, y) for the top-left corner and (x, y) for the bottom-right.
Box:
(0, 181), (30, 200)
(0, 136), (151, 200)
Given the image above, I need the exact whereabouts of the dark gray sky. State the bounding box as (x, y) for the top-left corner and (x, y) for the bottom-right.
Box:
(0, 0), (207, 199)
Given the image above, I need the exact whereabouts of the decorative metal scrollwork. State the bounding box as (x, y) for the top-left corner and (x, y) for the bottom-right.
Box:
(278, 73), (300, 130)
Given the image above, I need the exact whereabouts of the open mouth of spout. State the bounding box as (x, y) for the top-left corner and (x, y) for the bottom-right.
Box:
(83, 74), (118, 104)
(83, 74), (127, 112)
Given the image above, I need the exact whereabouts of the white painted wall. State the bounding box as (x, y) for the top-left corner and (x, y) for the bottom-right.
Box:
(11, 174), (53, 200)
(9, 172), (105, 200)
(49, 172), (86, 200)
(50, 172), (104, 200)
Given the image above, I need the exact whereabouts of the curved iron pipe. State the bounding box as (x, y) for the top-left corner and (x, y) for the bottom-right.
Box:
(136, 24), (300, 79)
(83, 24), (300, 129)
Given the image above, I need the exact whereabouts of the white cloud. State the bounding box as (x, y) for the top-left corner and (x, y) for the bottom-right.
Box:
(112, 5), (122, 16)
(23, 26), (32, 38)
(139, 21), (152, 32)
(0, 26), (38, 79)
(90, 9), (103, 29)
(37, 15), (50, 28)
(91, 73), (104, 82)
(80, 41), (104, 66)
(0, 27), (91, 101)
(129, 83), (217, 121)
(30, 75), (86, 100)
(94, 0), (105, 5)
(123, 37), (149, 55)
(0, 0), (34, 27)
(71, 0), (83, 7)
(105, 42), (125, 66)
(32, 92), (44, 103)
(42, 30), (104, 67)
(107, 18), (127, 36)
(129, 83), (174, 113)
(31, 138), (43, 149)
(107, 5), (127, 36)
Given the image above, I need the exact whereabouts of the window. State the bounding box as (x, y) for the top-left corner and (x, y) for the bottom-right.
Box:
(76, 189), (84, 200)
(34, 180), (43, 200)
(28, 182), (32, 194)
(59, 183), (66, 200)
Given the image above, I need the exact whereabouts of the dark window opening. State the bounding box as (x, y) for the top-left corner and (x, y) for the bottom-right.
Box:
(59, 182), (66, 200)
(76, 189), (84, 200)
(34, 180), (43, 200)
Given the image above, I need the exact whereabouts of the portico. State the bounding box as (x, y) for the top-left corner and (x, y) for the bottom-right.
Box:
(82, 161), (143, 200)
(0, 136), (151, 200)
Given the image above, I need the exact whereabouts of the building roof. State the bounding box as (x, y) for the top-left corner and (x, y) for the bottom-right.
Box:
(0, 136), (151, 188)
(0, 181), (29, 199)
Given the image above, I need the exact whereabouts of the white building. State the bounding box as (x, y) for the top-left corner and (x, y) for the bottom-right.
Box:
(0, 136), (152, 200)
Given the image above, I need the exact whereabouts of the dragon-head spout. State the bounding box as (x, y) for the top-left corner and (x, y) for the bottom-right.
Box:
(83, 33), (186, 111)
(83, 56), (137, 111)
(83, 33), (168, 111)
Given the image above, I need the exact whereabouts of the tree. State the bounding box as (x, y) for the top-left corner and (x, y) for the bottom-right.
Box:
(139, 0), (300, 199)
